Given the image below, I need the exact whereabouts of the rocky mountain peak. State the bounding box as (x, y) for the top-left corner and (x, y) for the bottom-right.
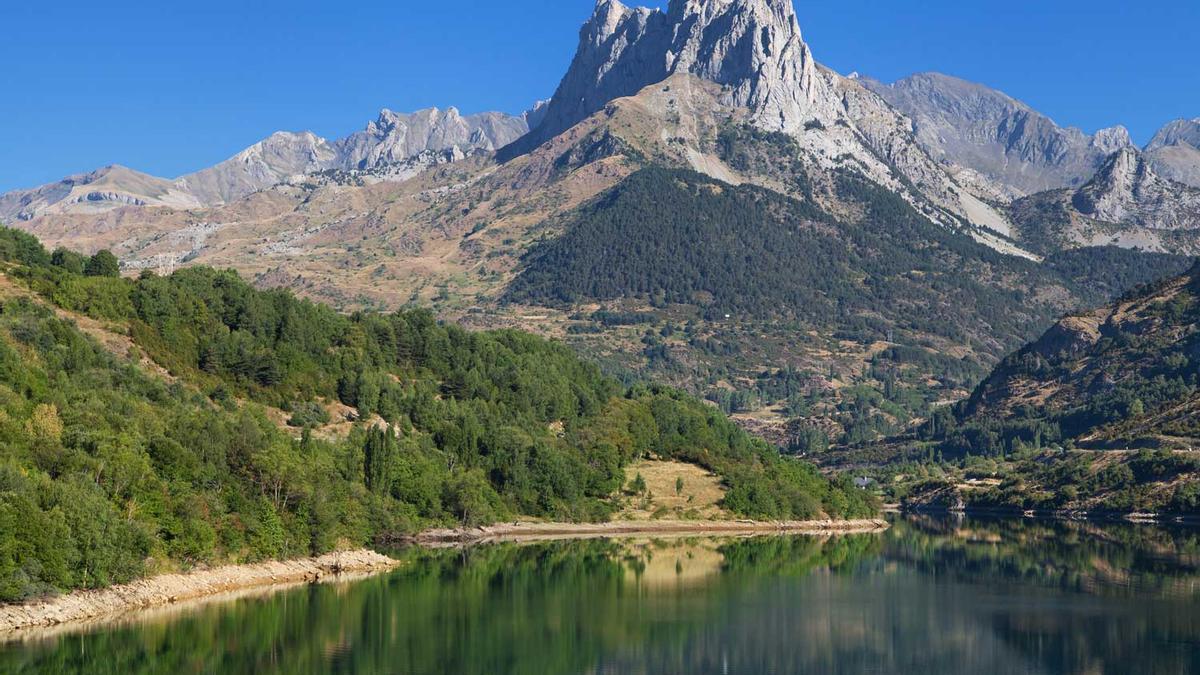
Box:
(1091, 125), (1133, 155)
(664, 0), (823, 131)
(1075, 147), (1152, 218)
(1071, 146), (1200, 229)
(1148, 118), (1200, 151)
(514, 0), (825, 153)
(1144, 119), (1200, 188)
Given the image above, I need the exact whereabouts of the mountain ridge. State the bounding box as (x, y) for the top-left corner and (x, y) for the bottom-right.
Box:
(859, 72), (1133, 199)
(0, 104), (540, 222)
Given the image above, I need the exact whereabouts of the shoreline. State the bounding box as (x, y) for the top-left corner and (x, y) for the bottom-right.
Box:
(0, 549), (399, 640)
(0, 518), (887, 640)
(413, 518), (891, 545)
(904, 505), (1200, 525)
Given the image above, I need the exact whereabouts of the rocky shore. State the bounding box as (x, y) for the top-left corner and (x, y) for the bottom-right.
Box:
(0, 549), (399, 638)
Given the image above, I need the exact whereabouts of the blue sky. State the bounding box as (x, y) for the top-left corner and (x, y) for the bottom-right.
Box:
(1, 0), (1197, 193)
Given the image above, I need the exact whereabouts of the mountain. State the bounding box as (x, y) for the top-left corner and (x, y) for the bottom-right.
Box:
(176, 107), (537, 205)
(0, 106), (535, 219)
(858, 73), (1200, 253)
(0, 165), (203, 222)
(177, 131), (339, 205)
(507, 0), (1020, 246)
(959, 262), (1200, 450)
(1010, 147), (1200, 254)
(517, 0), (826, 148)
(885, 263), (1200, 516)
(1146, 118), (1200, 186)
(860, 72), (1132, 199)
(0, 0), (1192, 447)
(505, 166), (1144, 352)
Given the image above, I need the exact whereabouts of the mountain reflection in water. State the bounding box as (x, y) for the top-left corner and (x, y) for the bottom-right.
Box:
(2, 517), (1198, 674)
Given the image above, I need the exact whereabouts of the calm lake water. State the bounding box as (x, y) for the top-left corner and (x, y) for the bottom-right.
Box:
(3, 516), (1199, 674)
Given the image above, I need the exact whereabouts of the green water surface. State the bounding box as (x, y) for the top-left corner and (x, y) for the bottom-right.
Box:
(3, 516), (1198, 674)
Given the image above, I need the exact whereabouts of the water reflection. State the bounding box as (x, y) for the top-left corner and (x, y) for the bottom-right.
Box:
(2, 518), (1199, 674)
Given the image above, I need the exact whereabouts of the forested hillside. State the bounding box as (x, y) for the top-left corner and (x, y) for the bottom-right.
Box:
(509, 168), (1187, 356)
(857, 263), (1200, 516)
(945, 262), (1200, 453)
(0, 227), (875, 602)
(502, 167), (1189, 447)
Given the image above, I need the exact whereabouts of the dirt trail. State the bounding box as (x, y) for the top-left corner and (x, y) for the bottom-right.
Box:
(0, 550), (399, 639)
(0, 271), (176, 381)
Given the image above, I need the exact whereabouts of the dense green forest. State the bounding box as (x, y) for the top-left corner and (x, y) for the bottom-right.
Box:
(0, 227), (875, 601)
(507, 167), (1189, 356)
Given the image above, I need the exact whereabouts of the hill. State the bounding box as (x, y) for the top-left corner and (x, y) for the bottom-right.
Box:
(955, 262), (1200, 450)
(862, 263), (1200, 516)
(0, 226), (875, 602)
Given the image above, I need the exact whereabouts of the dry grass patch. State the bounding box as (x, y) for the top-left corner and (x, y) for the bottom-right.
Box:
(618, 460), (728, 521)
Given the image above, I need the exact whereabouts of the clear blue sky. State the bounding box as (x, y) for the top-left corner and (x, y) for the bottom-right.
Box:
(2, 0), (1197, 193)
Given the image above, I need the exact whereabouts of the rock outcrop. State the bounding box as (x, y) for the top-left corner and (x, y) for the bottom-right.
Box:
(179, 131), (338, 205)
(181, 107), (534, 205)
(1073, 147), (1200, 230)
(334, 107), (531, 171)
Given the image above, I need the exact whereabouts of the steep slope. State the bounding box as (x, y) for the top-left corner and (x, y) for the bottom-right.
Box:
(507, 0), (1019, 244)
(1146, 118), (1200, 187)
(520, 0), (825, 146)
(177, 131), (339, 205)
(861, 72), (1130, 199)
(1010, 148), (1200, 255)
(0, 166), (203, 222)
(959, 262), (1200, 449)
(507, 166), (1186, 360)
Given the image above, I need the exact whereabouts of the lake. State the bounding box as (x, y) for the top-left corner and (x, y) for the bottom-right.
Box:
(2, 516), (1198, 674)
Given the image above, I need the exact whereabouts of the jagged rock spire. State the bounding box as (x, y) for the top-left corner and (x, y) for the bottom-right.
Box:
(512, 0), (826, 154)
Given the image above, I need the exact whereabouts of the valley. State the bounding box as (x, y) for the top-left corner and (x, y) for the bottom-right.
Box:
(1, 1), (1199, 655)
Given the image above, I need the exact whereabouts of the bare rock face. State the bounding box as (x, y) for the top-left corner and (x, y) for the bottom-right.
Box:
(0, 165), (203, 222)
(182, 108), (535, 204)
(519, 0), (828, 151)
(180, 131), (338, 205)
(1073, 147), (1200, 230)
(664, 0), (827, 132)
(1145, 119), (1200, 187)
(507, 0), (1020, 248)
(860, 72), (1132, 198)
(334, 107), (531, 170)
(5, 105), (536, 213)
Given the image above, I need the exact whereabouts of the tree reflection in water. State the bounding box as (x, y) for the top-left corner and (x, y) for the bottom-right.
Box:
(2, 518), (1198, 674)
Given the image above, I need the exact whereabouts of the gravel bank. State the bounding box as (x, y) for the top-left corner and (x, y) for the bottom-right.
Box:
(0, 549), (399, 638)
